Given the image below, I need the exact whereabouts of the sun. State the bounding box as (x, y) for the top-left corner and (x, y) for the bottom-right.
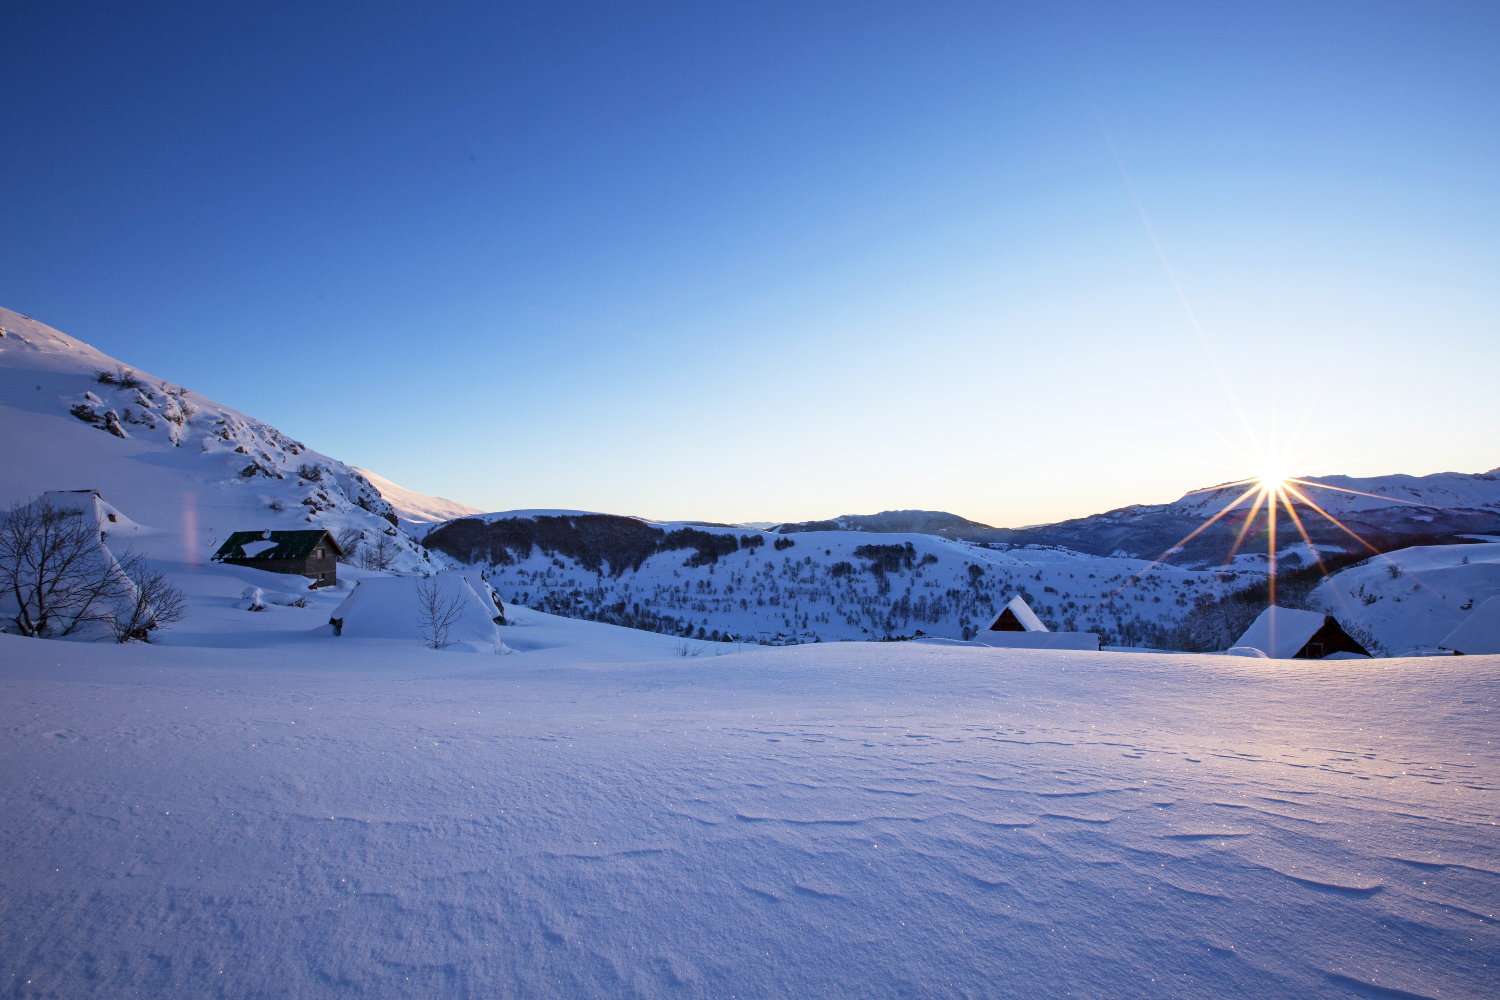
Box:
(1258, 469), (1288, 492)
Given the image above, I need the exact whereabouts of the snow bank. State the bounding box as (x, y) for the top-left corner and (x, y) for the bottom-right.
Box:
(969, 630), (1100, 651)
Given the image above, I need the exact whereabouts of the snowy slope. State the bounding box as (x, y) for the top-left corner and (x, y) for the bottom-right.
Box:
(1, 633), (1494, 998)
(0, 306), (430, 570)
(1313, 540), (1500, 654)
(426, 512), (1264, 647)
(351, 466), (485, 538)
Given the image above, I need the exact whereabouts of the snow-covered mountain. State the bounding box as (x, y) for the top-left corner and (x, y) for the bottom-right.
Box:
(0, 306), (430, 570)
(775, 469), (1500, 568)
(1175, 469), (1500, 517)
(351, 466), (485, 539)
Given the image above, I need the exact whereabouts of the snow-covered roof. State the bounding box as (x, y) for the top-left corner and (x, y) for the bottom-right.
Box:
(438, 570), (503, 620)
(36, 489), (151, 540)
(214, 529), (340, 561)
(1439, 596), (1500, 655)
(330, 576), (500, 650)
(1232, 606), (1331, 659)
(984, 595), (1048, 632)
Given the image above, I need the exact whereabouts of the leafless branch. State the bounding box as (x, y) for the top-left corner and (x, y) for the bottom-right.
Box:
(416, 578), (465, 648)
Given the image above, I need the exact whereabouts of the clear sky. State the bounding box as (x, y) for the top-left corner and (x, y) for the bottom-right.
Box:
(4, 1), (1497, 526)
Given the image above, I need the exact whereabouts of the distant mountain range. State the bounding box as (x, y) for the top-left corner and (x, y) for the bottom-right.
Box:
(771, 471), (1500, 568)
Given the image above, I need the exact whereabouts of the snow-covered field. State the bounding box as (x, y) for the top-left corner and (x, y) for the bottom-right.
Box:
(2, 626), (1495, 999)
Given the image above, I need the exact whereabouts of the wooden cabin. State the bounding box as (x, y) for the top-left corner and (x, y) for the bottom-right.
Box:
(213, 529), (342, 587)
(1233, 605), (1370, 659)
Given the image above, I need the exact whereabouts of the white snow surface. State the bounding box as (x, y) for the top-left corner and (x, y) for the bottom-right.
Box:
(1, 630), (1495, 998)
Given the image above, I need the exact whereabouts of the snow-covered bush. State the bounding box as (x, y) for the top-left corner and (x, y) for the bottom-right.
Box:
(108, 564), (187, 643)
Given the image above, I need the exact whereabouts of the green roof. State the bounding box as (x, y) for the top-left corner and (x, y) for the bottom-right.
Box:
(213, 529), (341, 561)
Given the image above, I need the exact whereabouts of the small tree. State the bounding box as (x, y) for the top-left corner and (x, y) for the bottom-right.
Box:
(357, 533), (399, 571)
(108, 564), (188, 643)
(416, 578), (465, 648)
(0, 499), (127, 637)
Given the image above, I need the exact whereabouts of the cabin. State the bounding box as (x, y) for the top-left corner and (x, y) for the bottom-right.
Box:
(213, 529), (342, 587)
(984, 596), (1048, 633)
(38, 489), (148, 544)
(1438, 596), (1500, 655)
(1232, 605), (1369, 659)
(972, 595), (1101, 651)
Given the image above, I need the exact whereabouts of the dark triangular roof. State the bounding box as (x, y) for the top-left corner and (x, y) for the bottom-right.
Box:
(213, 529), (341, 561)
(985, 596), (1047, 632)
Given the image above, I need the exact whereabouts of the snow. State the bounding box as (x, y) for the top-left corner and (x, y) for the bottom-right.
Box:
(969, 630), (1101, 651)
(1314, 542), (1500, 654)
(1, 631), (1495, 998)
(330, 576), (502, 652)
(239, 539), (278, 557)
(436, 569), (504, 621)
(1440, 595), (1500, 655)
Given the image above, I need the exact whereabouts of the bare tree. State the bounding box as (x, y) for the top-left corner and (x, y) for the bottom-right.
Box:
(335, 527), (364, 565)
(415, 578), (466, 648)
(109, 563), (188, 643)
(357, 533), (399, 571)
(0, 499), (127, 637)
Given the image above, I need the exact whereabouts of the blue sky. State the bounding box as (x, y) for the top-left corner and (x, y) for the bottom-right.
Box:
(4, 1), (1497, 525)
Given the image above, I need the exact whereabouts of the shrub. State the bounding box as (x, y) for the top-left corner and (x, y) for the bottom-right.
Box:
(108, 564), (188, 643)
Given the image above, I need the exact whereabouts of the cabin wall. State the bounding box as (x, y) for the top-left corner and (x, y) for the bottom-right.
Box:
(223, 553), (338, 587)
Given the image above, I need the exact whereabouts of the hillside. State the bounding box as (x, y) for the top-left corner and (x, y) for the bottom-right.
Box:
(0, 306), (430, 571)
(1313, 542), (1500, 654)
(351, 466), (485, 538)
(425, 510), (1266, 647)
